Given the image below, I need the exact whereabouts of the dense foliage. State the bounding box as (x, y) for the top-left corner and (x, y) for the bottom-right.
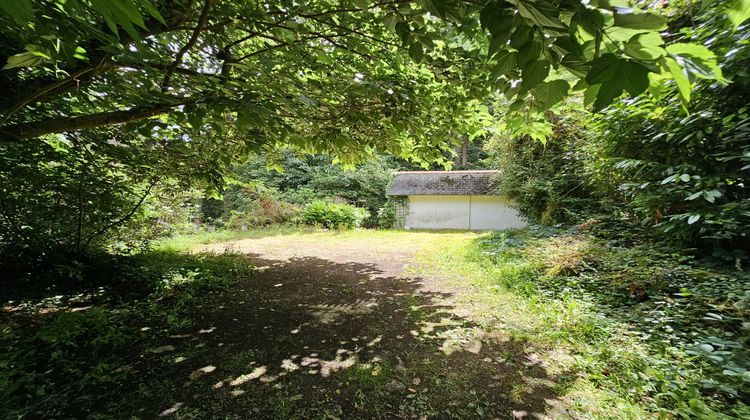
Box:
(490, 2), (749, 251)
(302, 200), (370, 229)
(586, 7), (750, 249)
(0, 129), (202, 255)
(489, 107), (597, 225)
(472, 227), (750, 417)
(0, 250), (253, 418)
(198, 151), (401, 229)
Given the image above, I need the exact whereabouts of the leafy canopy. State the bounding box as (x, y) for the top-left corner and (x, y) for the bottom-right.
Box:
(0, 0), (744, 157)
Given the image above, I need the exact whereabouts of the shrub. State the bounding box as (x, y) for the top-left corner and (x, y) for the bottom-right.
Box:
(302, 200), (368, 229)
(222, 182), (301, 229)
(377, 204), (396, 229)
(228, 152), (398, 222)
(487, 110), (599, 225)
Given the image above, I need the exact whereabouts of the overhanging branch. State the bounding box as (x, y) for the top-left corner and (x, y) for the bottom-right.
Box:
(0, 100), (195, 141)
(161, 0), (215, 91)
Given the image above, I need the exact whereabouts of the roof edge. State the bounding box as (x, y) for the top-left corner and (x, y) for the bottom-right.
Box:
(393, 170), (498, 174)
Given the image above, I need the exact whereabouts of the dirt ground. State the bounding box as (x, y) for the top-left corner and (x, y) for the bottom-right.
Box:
(199, 231), (443, 277)
(138, 232), (568, 418)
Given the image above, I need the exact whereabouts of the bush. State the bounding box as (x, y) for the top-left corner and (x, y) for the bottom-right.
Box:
(302, 200), (368, 229)
(0, 131), (200, 255)
(487, 110), (599, 225)
(228, 152), (398, 223)
(377, 201), (397, 229)
(221, 182), (301, 229)
(583, 17), (750, 250)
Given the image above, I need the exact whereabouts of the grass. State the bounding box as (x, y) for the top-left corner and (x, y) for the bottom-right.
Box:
(411, 226), (750, 418)
(3, 227), (748, 418)
(156, 225), (316, 252)
(157, 226), (479, 252)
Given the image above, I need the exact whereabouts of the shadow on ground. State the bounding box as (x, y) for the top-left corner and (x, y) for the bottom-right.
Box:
(123, 254), (569, 419)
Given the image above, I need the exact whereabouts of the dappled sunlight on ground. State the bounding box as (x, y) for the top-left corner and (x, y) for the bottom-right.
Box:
(131, 250), (569, 418)
(1, 231), (580, 418)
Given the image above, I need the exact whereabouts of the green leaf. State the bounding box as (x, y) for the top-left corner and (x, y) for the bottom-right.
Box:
(660, 57), (691, 106)
(560, 54), (588, 78)
(621, 60), (650, 96)
(666, 43), (725, 82)
(488, 30), (511, 58)
(353, 0), (370, 10)
(480, 2), (513, 34)
(586, 54), (620, 85)
(419, 0), (447, 19)
(3, 52), (46, 69)
(533, 79), (570, 108)
(687, 214), (701, 225)
(383, 14), (399, 31)
(571, 9), (604, 42)
(685, 191), (703, 201)
(728, 0), (750, 28)
(665, 43), (715, 60)
(110, 0), (146, 29)
(409, 42), (424, 62)
(0, 0), (34, 25)
(3, 45), (51, 70)
(520, 60), (550, 93)
(490, 51), (517, 78)
(516, 38), (542, 66)
(613, 10), (667, 31)
(624, 32), (666, 61)
(140, 0), (166, 25)
(508, 99), (525, 112)
(586, 54), (651, 111)
(395, 21), (411, 45)
(510, 25), (533, 49)
(516, 1), (565, 29)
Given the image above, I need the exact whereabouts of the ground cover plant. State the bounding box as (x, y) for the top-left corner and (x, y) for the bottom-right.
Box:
(0, 249), (254, 418)
(413, 227), (750, 418)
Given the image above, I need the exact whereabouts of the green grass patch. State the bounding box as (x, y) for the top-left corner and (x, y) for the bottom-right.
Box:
(412, 226), (750, 418)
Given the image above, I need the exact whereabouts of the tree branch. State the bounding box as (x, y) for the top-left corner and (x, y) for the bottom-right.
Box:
(0, 56), (114, 125)
(81, 180), (157, 251)
(0, 100), (195, 141)
(161, 0), (214, 91)
(307, 16), (401, 49)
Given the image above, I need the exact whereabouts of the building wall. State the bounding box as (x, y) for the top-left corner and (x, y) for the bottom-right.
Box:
(468, 195), (526, 230)
(403, 195), (526, 230)
(405, 195), (470, 229)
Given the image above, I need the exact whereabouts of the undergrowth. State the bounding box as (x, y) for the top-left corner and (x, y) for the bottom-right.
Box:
(418, 226), (750, 418)
(0, 251), (253, 418)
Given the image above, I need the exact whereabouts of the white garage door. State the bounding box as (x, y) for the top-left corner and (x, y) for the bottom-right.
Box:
(469, 196), (527, 230)
(404, 195), (470, 229)
(404, 195), (526, 230)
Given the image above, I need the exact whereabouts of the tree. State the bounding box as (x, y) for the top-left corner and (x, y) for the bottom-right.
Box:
(0, 0), (738, 151)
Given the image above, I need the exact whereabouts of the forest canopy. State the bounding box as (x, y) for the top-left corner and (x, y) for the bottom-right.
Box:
(0, 0), (732, 152)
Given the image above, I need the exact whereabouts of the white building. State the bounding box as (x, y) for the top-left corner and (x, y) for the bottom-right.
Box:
(387, 170), (527, 231)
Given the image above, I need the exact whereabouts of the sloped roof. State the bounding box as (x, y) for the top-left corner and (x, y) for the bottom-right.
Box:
(387, 170), (500, 196)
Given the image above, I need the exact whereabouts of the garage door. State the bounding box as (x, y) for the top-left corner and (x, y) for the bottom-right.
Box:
(469, 196), (526, 230)
(404, 195), (526, 230)
(404, 195), (470, 229)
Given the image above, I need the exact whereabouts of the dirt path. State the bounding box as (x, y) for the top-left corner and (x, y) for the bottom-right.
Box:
(198, 231), (454, 278)
(142, 232), (565, 418)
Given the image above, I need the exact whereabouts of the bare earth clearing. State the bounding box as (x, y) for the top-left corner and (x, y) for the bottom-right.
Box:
(140, 231), (572, 418)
